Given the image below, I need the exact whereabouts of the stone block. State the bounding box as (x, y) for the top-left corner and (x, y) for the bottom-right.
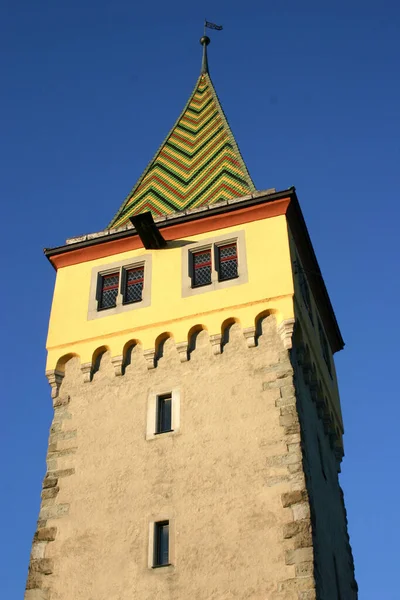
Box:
(283, 521), (299, 538)
(31, 542), (47, 560)
(43, 477), (58, 489)
(243, 327), (256, 348)
(50, 423), (61, 435)
(24, 590), (50, 600)
(288, 463), (303, 474)
(34, 527), (57, 542)
(284, 423), (301, 435)
(53, 395), (70, 408)
(262, 373), (278, 386)
(47, 446), (77, 458)
(281, 490), (307, 507)
(283, 520), (310, 540)
(41, 497), (56, 508)
(266, 453), (301, 467)
(28, 558), (53, 577)
(292, 502), (311, 521)
(36, 520), (47, 529)
(295, 561), (314, 577)
(45, 459), (57, 471)
(280, 384), (296, 398)
(294, 530), (313, 549)
(279, 414), (297, 427)
(285, 434), (301, 444)
(290, 475), (306, 490)
(277, 576), (314, 593)
(275, 396), (296, 408)
(48, 468), (75, 478)
(287, 442), (301, 453)
(186, 205), (209, 214)
(49, 429), (76, 443)
(266, 379), (285, 389)
(266, 475), (290, 487)
(52, 407), (72, 422)
(276, 368), (294, 380)
(285, 547), (313, 565)
(39, 504), (69, 521)
(25, 569), (43, 590)
(41, 487), (59, 500)
(299, 590), (317, 600)
(227, 194), (252, 204)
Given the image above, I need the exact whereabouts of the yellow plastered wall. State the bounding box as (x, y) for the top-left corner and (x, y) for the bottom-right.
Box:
(46, 215), (295, 370)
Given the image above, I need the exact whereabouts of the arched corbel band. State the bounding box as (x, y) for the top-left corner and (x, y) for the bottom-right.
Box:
(46, 311), (295, 397)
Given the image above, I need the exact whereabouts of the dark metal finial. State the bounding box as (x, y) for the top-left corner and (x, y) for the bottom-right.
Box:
(200, 36), (210, 74)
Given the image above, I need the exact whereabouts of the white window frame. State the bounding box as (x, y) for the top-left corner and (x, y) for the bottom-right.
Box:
(146, 388), (181, 440)
(148, 517), (175, 569)
(87, 254), (152, 320)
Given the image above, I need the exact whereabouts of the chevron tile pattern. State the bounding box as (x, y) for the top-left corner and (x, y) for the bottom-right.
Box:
(109, 73), (255, 227)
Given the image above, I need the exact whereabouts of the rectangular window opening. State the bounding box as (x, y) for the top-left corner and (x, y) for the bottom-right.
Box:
(192, 249), (212, 287)
(153, 521), (170, 567)
(99, 272), (120, 310)
(123, 265), (144, 304)
(218, 242), (238, 281)
(156, 394), (172, 434)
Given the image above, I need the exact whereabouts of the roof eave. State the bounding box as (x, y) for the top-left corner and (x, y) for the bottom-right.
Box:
(44, 189), (288, 260)
(44, 186), (344, 354)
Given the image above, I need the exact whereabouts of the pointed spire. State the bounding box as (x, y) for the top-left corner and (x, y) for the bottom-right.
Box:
(107, 36), (255, 227)
(200, 35), (210, 74)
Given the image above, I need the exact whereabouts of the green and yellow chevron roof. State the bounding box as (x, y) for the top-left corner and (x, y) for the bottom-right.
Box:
(109, 38), (255, 228)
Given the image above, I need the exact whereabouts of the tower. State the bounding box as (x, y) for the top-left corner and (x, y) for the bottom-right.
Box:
(25, 37), (357, 599)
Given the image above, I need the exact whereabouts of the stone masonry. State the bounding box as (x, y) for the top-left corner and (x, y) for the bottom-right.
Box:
(25, 315), (355, 599)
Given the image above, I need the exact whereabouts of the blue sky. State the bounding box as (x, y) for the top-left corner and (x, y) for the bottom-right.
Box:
(1, 1), (399, 597)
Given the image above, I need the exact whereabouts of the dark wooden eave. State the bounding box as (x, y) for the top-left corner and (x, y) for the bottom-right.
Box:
(130, 212), (167, 249)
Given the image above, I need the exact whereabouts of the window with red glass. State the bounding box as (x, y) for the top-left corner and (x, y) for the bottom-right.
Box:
(192, 248), (212, 287)
(217, 242), (238, 281)
(98, 272), (120, 310)
(123, 266), (144, 304)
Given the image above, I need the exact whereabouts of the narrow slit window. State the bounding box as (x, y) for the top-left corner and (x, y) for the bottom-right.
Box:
(123, 266), (144, 304)
(218, 242), (238, 281)
(156, 394), (172, 434)
(154, 521), (169, 567)
(99, 272), (120, 310)
(192, 249), (212, 287)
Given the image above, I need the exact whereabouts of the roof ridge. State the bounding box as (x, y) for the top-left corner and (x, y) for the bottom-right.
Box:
(204, 72), (255, 192)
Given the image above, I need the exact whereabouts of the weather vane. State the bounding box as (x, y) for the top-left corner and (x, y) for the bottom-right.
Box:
(204, 19), (223, 36)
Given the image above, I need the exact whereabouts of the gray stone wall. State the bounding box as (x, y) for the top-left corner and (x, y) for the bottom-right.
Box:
(25, 314), (354, 600)
(291, 329), (357, 599)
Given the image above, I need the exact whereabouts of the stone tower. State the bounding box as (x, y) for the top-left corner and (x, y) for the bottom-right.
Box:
(25, 37), (357, 600)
